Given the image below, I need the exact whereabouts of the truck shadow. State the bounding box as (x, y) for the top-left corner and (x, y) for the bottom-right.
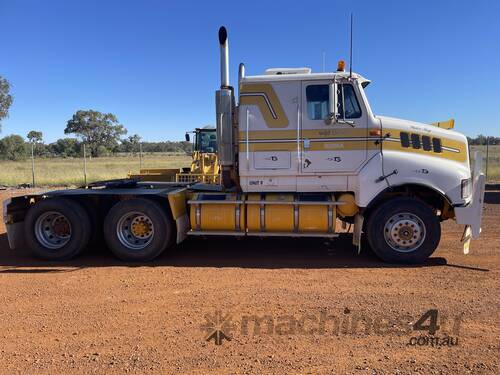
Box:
(0, 232), (460, 272)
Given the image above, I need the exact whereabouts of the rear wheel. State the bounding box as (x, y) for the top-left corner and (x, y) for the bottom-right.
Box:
(24, 198), (92, 260)
(366, 197), (441, 263)
(103, 198), (173, 261)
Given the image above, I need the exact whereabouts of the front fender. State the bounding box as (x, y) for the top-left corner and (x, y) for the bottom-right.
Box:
(383, 150), (470, 205)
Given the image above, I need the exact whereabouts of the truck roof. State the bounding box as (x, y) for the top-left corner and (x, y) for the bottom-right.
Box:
(241, 69), (371, 86)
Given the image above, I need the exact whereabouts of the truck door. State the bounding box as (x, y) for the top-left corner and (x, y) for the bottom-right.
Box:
(238, 80), (300, 191)
(300, 80), (367, 173)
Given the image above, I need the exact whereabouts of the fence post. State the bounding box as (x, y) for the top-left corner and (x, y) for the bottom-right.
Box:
(139, 142), (143, 170)
(485, 136), (489, 181)
(31, 142), (35, 187)
(83, 143), (88, 186)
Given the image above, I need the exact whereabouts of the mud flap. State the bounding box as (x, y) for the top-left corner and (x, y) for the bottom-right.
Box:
(175, 214), (190, 244)
(5, 222), (24, 250)
(353, 214), (364, 254)
(461, 225), (472, 255)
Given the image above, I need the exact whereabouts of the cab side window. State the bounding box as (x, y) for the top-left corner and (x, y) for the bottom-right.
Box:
(339, 85), (362, 119)
(306, 85), (329, 120)
(305, 84), (361, 120)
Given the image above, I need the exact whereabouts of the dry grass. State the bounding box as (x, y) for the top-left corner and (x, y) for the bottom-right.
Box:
(0, 153), (191, 187)
(470, 145), (500, 181)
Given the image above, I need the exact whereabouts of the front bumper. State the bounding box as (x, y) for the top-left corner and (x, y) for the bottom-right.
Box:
(454, 152), (486, 239)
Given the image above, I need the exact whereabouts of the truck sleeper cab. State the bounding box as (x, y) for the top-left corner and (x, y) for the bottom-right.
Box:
(2, 26), (486, 264)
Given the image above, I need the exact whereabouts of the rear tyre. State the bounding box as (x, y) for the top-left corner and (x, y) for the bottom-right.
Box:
(24, 198), (92, 260)
(103, 198), (173, 262)
(366, 197), (441, 264)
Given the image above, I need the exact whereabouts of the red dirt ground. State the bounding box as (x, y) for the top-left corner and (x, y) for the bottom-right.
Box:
(0, 188), (498, 374)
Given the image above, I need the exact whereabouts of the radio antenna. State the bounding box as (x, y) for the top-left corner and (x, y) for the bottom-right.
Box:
(349, 13), (353, 78)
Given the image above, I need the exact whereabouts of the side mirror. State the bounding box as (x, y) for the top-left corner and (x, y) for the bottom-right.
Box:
(185, 133), (190, 142)
(326, 82), (338, 124)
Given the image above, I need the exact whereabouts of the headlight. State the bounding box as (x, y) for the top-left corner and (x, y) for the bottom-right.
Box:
(461, 178), (472, 199)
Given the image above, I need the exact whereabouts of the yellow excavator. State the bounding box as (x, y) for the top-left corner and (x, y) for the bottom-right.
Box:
(129, 126), (219, 183)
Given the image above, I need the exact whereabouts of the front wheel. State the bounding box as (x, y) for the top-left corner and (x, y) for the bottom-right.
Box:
(103, 198), (174, 262)
(365, 197), (441, 264)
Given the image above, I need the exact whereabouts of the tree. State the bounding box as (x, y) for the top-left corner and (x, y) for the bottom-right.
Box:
(27, 130), (43, 159)
(128, 134), (141, 146)
(48, 138), (81, 158)
(27, 130), (43, 143)
(475, 134), (488, 145)
(179, 140), (193, 153)
(0, 76), (13, 132)
(0, 135), (26, 160)
(121, 134), (142, 153)
(64, 110), (127, 157)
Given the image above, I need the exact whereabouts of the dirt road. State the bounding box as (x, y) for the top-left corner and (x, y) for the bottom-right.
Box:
(0, 189), (498, 374)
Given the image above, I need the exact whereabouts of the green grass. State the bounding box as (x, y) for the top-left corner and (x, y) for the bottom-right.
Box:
(0, 146), (498, 187)
(0, 153), (192, 187)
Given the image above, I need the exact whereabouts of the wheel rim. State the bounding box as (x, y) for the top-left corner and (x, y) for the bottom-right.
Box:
(116, 211), (155, 250)
(34, 211), (72, 250)
(383, 212), (426, 253)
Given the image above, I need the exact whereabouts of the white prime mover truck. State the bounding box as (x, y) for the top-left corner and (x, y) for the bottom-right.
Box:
(3, 26), (486, 263)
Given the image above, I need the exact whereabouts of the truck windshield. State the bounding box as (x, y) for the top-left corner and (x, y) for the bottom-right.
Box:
(195, 131), (218, 153)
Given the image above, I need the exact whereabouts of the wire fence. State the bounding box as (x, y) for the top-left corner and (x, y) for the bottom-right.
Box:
(470, 138), (499, 182)
(0, 147), (191, 188)
(1, 139), (499, 188)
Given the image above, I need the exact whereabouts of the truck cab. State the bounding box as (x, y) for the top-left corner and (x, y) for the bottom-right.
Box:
(238, 68), (377, 192)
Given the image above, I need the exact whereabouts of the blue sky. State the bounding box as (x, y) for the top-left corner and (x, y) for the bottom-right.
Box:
(1, 0), (499, 142)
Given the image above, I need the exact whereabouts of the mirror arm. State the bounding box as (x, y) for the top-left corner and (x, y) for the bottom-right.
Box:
(327, 78), (355, 127)
(325, 80), (338, 125)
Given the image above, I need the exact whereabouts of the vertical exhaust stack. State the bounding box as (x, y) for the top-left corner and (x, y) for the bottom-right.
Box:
(215, 26), (235, 189)
(219, 27), (230, 89)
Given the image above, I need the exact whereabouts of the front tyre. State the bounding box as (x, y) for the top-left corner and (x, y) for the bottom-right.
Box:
(24, 198), (92, 260)
(366, 197), (441, 264)
(103, 198), (173, 262)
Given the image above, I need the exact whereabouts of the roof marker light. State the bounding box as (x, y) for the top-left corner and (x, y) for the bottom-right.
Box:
(337, 60), (346, 72)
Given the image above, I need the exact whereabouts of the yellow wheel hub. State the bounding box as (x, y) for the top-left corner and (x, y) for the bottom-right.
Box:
(131, 218), (151, 237)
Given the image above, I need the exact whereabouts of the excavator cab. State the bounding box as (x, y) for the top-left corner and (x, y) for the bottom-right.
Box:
(190, 127), (218, 154)
(182, 127), (219, 182)
(128, 126), (220, 184)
